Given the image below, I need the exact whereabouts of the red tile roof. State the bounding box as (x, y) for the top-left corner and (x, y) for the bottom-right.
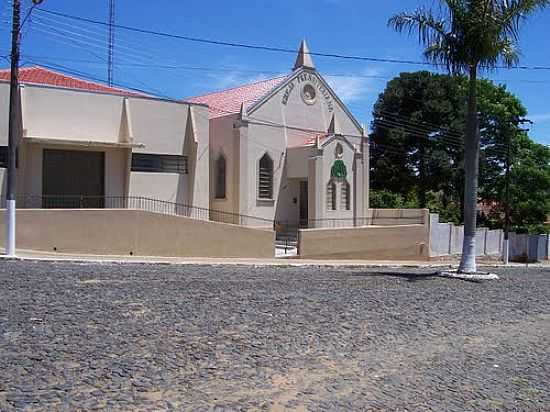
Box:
(297, 132), (329, 147)
(185, 76), (288, 119)
(0, 66), (145, 97)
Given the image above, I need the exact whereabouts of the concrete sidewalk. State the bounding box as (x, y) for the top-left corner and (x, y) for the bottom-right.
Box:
(1, 249), (548, 268)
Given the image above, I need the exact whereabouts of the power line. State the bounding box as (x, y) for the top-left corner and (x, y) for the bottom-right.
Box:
(17, 52), (550, 87)
(376, 110), (465, 138)
(32, 13), (157, 59)
(17, 58), (523, 160)
(15, 15), (550, 84)
(15, 62), (511, 172)
(31, 20), (157, 64)
(36, 8), (550, 71)
(373, 122), (510, 159)
(22, 60), (160, 97)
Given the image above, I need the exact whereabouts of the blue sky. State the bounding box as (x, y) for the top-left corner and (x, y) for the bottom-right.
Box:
(1, 0), (549, 144)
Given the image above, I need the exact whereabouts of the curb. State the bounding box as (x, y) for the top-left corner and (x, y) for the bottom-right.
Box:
(1, 254), (548, 269)
(0, 255), (458, 269)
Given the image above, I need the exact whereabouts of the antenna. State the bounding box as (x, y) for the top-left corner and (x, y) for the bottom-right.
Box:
(107, 0), (115, 86)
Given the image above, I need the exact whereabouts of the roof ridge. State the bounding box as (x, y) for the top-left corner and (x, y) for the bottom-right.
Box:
(31, 65), (129, 92)
(0, 64), (137, 95)
(186, 74), (288, 100)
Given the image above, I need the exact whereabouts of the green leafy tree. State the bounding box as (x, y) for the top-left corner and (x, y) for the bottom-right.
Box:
(370, 72), (465, 215)
(389, 0), (549, 273)
(484, 135), (550, 233)
(370, 190), (419, 209)
(371, 72), (529, 223)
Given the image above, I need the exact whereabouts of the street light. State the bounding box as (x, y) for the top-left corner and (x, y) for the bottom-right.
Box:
(5, 0), (44, 257)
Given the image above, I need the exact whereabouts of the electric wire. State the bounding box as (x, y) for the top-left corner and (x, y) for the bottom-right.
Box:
(30, 22), (160, 65)
(32, 15), (159, 62)
(35, 8), (550, 71)
(20, 58), (516, 161)
(11, 15), (550, 85)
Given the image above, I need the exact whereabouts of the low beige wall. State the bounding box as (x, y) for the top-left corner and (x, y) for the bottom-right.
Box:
(0, 209), (274, 258)
(298, 224), (429, 260)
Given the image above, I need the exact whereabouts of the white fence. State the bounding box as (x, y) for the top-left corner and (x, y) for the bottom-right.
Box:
(509, 233), (550, 262)
(429, 213), (549, 261)
(429, 214), (504, 258)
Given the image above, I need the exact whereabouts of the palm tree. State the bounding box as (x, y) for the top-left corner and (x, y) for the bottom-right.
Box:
(389, 0), (548, 273)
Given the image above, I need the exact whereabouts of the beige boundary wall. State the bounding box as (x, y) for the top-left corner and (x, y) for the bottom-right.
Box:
(298, 224), (430, 261)
(0, 209), (274, 259)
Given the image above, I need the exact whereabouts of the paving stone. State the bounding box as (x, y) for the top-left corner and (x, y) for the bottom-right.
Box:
(0, 261), (548, 410)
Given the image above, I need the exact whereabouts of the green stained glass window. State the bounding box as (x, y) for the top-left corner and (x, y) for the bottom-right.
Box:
(331, 160), (347, 179)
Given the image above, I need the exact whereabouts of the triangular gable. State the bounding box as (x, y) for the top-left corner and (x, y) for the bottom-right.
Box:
(247, 67), (364, 135)
(320, 134), (356, 152)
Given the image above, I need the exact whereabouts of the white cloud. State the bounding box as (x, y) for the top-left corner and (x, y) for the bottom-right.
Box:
(325, 68), (384, 104)
(529, 113), (550, 123)
(209, 70), (270, 91)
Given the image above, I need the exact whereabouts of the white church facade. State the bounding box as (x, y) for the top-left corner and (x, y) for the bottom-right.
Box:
(0, 41), (368, 231)
(187, 41), (369, 228)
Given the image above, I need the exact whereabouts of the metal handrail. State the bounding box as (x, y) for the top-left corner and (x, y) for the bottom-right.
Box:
(16, 194), (273, 227)
(14, 194), (426, 230)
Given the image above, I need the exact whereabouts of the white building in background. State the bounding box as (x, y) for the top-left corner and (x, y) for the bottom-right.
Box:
(187, 40), (369, 227)
(0, 40), (368, 228)
(0, 66), (209, 211)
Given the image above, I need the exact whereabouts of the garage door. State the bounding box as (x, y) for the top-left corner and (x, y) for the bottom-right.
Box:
(42, 149), (105, 208)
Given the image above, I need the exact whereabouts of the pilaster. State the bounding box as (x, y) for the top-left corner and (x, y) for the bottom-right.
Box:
(308, 153), (323, 228)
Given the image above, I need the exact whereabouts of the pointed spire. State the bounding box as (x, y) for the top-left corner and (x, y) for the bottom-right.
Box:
(328, 114), (341, 135)
(239, 102), (248, 121)
(293, 40), (315, 70)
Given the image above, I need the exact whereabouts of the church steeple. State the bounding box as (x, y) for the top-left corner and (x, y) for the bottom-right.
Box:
(293, 40), (315, 71)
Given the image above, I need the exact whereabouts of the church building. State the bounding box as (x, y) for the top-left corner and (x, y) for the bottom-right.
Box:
(187, 40), (369, 228)
(0, 41), (368, 232)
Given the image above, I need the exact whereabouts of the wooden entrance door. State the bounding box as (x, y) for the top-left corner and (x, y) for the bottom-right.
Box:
(42, 149), (105, 208)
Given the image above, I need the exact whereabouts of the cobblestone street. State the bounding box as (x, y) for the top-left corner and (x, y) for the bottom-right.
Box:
(0, 261), (549, 411)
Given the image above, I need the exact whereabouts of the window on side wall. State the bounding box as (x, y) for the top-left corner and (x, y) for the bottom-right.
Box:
(131, 153), (188, 174)
(215, 154), (226, 199)
(342, 180), (351, 210)
(327, 180), (337, 211)
(258, 153), (273, 200)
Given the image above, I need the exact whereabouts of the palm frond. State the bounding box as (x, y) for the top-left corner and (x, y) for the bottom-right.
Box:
(500, 0), (550, 40)
(388, 8), (448, 47)
(495, 38), (521, 68)
(389, 0), (549, 73)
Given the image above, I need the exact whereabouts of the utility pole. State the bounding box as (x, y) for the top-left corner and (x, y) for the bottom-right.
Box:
(503, 120), (512, 265)
(502, 116), (531, 265)
(5, 0), (44, 257)
(5, 0), (21, 257)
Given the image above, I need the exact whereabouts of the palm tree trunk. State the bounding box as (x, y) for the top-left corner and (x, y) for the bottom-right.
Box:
(458, 66), (480, 273)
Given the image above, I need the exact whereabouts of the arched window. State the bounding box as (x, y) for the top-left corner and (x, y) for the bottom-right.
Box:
(258, 153), (273, 199)
(342, 180), (351, 210)
(215, 154), (226, 199)
(327, 180), (337, 211)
